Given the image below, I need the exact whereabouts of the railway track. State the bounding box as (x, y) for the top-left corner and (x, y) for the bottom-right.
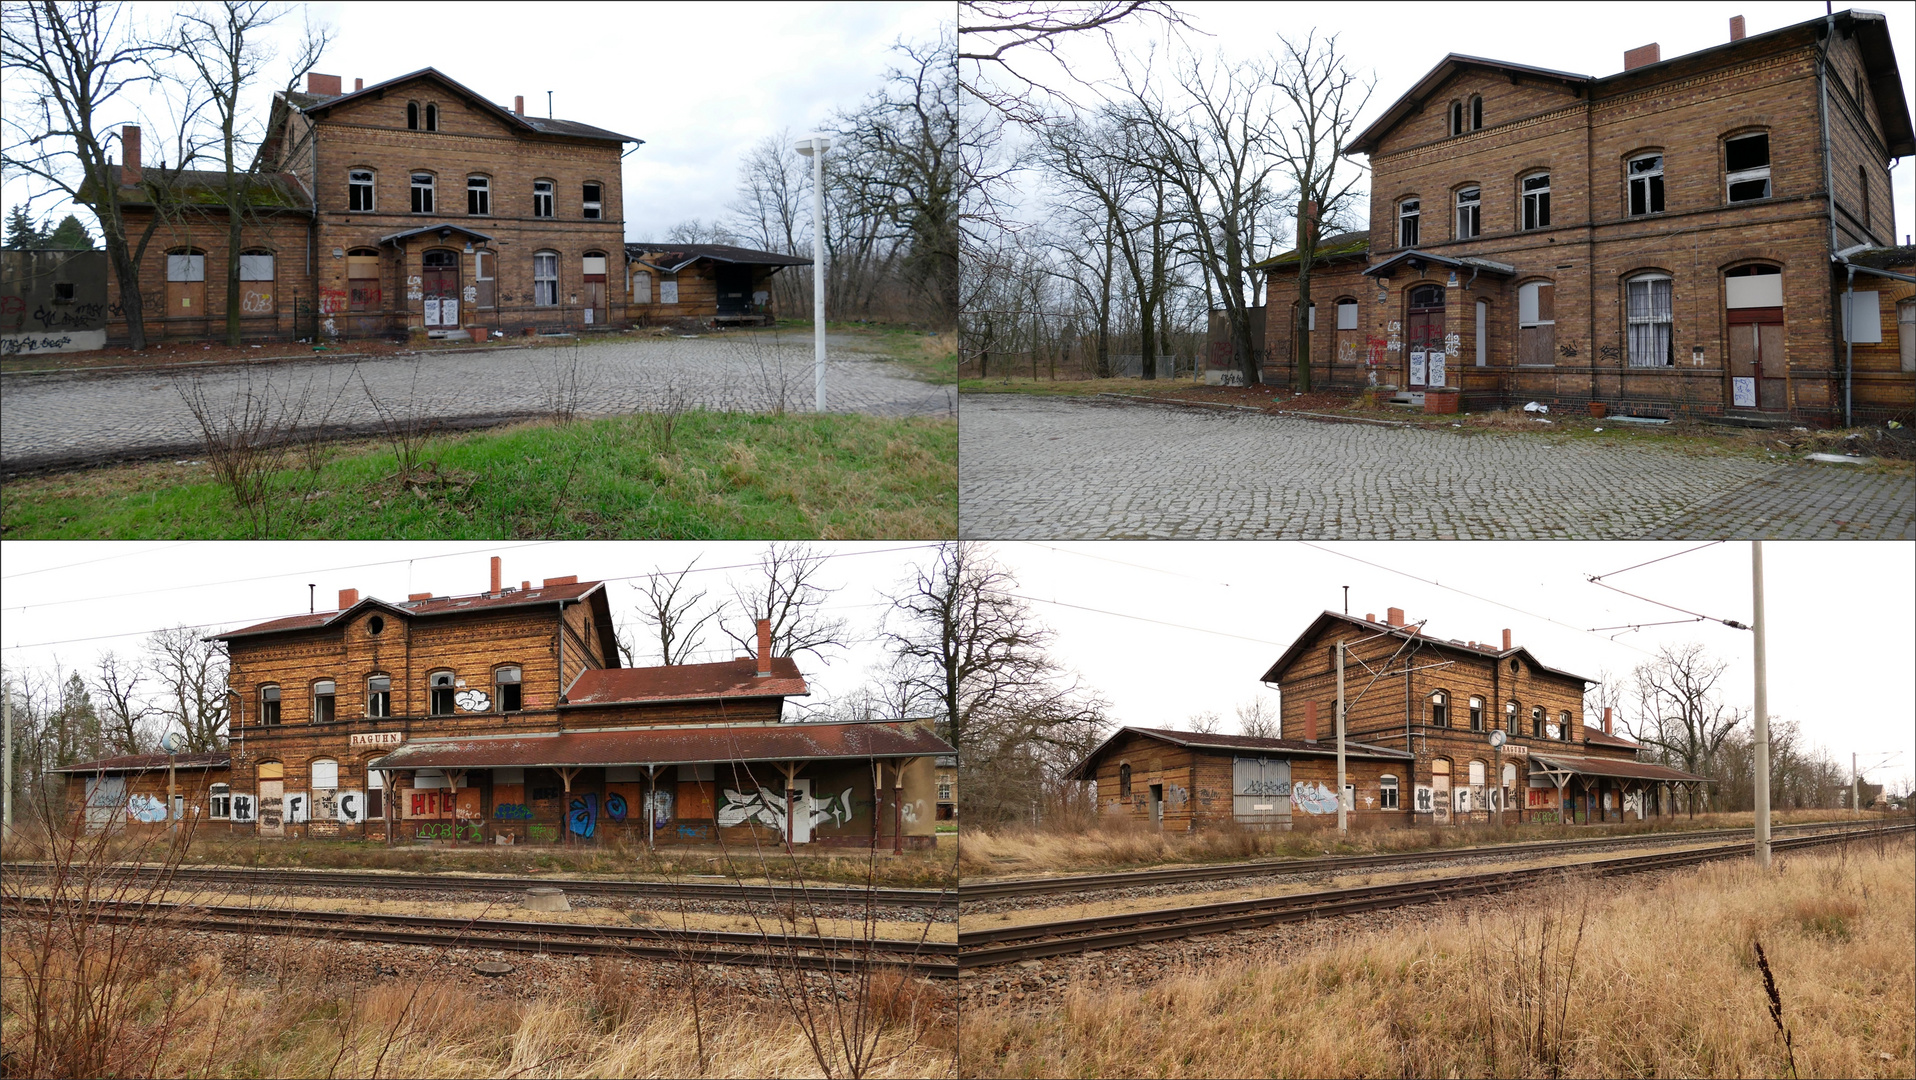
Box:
(960, 819), (1896, 901)
(956, 823), (1913, 969)
(0, 895), (960, 978)
(2, 863), (954, 909)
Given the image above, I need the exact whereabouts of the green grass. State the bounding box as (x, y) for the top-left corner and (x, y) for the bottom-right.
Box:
(1, 410), (956, 539)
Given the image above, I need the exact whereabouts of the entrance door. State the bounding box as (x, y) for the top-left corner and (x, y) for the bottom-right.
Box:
(165, 252), (206, 328)
(258, 779), (284, 837)
(716, 264), (752, 316)
(786, 778), (812, 844)
(1406, 284), (1445, 387)
(1728, 316), (1785, 411)
(1432, 773), (1451, 825)
(582, 254), (607, 325)
(1149, 784), (1164, 830)
(421, 249), (460, 329)
(473, 250), (495, 310)
(84, 775), (126, 831)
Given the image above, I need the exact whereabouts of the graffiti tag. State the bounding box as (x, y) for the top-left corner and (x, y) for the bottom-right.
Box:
(495, 802), (534, 821)
(128, 793), (168, 823)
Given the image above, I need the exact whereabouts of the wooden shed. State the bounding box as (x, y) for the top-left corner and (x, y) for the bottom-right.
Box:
(624, 243), (810, 326)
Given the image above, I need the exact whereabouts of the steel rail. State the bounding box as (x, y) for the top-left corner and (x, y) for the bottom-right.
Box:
(959, 818), (1896, 901)
(1, 863), (954, 908)
(956, 823), (1912, 969)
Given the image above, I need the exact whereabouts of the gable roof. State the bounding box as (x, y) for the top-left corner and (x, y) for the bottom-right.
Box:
(84, 165), (312, 213)
(563, 657), (808, 707)
(54, 752), (230, 774)
(625, 243), (812, 273)
(284, 67), (640, 144)
(1068, 724), (1410, 781)
(1260, 611), (1595, 687)
(213, 580), (618, 662)
(1251, 230), (1370, 272)
(367, 719), (951, 771)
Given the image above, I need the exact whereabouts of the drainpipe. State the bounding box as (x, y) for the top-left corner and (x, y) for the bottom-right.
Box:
(1844, 262), (1855, 427)
(1818, 12), (1841, 422)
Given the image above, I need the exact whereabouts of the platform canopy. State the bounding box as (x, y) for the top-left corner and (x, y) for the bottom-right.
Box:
(367, 721), (952, 772)
(1529, 751), (1707, 784)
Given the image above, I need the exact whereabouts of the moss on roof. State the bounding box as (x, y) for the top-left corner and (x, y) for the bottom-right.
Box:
(1253, 230), (1370, 271)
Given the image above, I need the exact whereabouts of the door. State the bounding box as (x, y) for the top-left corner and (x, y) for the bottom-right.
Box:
(582, 254), (607, 325)
(84, 775), (126, 831)
(421, 249), (460, 328)
(1232, 756), (1292, 826)
(1149, 784), (1164, 830)
(258, 779), (284, 837)
(786, 778), (813, 844)
(473, 250), (495, 309)
(1728, 316), (1786, 411)
(1406, 284), (1445, 387)
(716, 264), (752, 316)
(1431, 773), (1450, 825)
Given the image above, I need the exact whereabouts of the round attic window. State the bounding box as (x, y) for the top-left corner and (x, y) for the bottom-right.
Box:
(368, 615), (385, 635)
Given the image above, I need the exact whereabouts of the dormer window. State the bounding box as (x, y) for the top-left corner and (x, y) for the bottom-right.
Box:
(495, 666), (522, 713)
(430, 671), (455, 715)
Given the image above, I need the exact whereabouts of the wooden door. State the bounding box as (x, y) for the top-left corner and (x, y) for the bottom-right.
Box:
(421, 249), (459, 328)
(1728, 311), (1785, 411)
(1406, 285), (1444, 386)
(258, 779), (284, 837)
(582, 254), (607, 325)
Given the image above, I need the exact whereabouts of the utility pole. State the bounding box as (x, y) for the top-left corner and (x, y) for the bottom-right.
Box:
(3, 681), (12, 832)
(795, 134), (831, 412)
(1853, 752), (1859, 817)
(1336, 639), (1348, 837)
(1752, 540), (1771, 869)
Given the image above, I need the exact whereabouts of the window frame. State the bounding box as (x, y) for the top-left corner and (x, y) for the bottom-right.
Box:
(1455, 186), (1481, 240)
(582, 181), (602, 219)
(1430, 690), (1448, 728)
(209, 783), (232, 819)
(467, 174), (490, 216)
(532, 179), (554, 219)
(410, 172), (435, 214)
(429, 670), (456, 716)
(1469, 696), (1485, 732)
(260, 684), (281, 725)
(312, 679), (336, 724)
(348, 169), (375, 212)
(367, 674), (392, 719)
(1398, 198), (1420, 248)
(1559, 711), (1574, 741)
(424, 102), (438, 132)
(1521, 172), (1551, 231)
(1724, 132), (1771, 203)
(311, 758), (340, 790)
(1335, 298), (1359, 331)
(1470, 95), (1483, 130)
(1628, 153), (1665, 216)
(1450, 101), (1464, 136)
(406, 101), (419, 130)
(1118, 762), (1132, 797)
(1625, 273), (1675, 367)
(165, 250), (206, 283)
(1379, 774), (1400, 810)
(494, 665), (523, 713)
(532, 252), (559, 307)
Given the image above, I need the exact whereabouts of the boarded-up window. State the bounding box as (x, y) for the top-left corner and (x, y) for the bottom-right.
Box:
(1843, 290), (1882, 343)
(312, 760), (339, 789)
(167, 254), (205, 282)
(1899, 300), (1914, 373)
(1725, 269), (1783, 309)
(347, 251), (380, 312)
(1335, 299), (1358, 330)
(1232, 757), (1292, 822)
(166, 252), (205, 316)
(1518, 281), (1555, 365)
(632, 269), (652, 304)
(239, 253), (273, 318)
(659, 275), (679, 305)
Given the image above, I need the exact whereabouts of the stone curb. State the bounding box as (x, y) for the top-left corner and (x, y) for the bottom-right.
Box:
(1095, 392), (1410, 427)
(0, 343), (544, 380)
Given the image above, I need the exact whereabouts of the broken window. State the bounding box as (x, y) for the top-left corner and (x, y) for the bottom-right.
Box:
(1119, 763), (1132, 797)
(367, 675), (391, 718)
(1455, 187), (1480, 240)
(1519, 281), (1555, 365)
(209, 784), (231, 819)
(1626, 274), (1674, 366)
(347, 249), (380, 311)
(430, 671), (455, 715)
(52, 282), (75, 302)
(313, 680), (336, 723)
(1628, 154), (1664, 216)
(1379, 775), (1399, 810)
(312, 759), (339, 789)
(1399, 199), (1420, 247)
(495, 665), (522, 712)
(1559, 711), (1573, 741)
(424, 102), (438, 132)
(1430, 691), (1448, 727)
(1725, 133), (1770, 202)
(260, 685), (281, 725)
(1469, 697), (1485, 732)
(467, 175), (489, 216)
(533, 253), (558, 306)
(1508, 700), (1524, 735)
(532, 179), (553, 218)
(410, 173), (434, 214)
(1522, 172), (1550, 230)
(582, 182), (601, 219)
(349, 169), (374, 211)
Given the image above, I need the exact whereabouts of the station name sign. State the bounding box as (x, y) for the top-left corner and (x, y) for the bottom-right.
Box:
(1500, 742), (1529, 757)
(349, 731), (404, 748)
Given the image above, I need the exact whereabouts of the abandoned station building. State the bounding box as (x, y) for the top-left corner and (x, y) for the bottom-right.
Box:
(60, 560), (951, 848)
(1076, 607), (1705, 831)
(1256, 10), (1914, 426)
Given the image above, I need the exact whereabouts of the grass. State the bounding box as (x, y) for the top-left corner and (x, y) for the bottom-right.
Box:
(0, 410), (957, 539)
(963, 837), (1915, 1079)
(959, 810), (1881, 879)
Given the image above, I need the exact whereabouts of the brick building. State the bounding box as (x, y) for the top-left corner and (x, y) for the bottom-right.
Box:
(100, 67), (636, 343)
(54, 752), (229, 833)
(624, 243), (811, 326)
(1258, 10), (1914, 426)
(58, 558), (953, 849)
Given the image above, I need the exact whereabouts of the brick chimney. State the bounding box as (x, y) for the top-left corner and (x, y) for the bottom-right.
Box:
(1623, 43), (1660, 71)
(354, 77), (364, 92)
(338, 588), (359, 610)
(1502, 628), (1512, 651)
(1603, 707), (1613, 735)
(121, 125), (141, 186)
(307, 72), (342, 96)
(1365, 613), (1375, 624)
(490, 556), (502, 596)
(1729, 15), (1746, 41)
(1386, 607), (1405, 628)
(408, 592), (432, 602)
(521, 580), (530, 592)
(1304, 699), (1318, 742)
(514, 95), (525, 115)
(543, 575), (578, 587)
(755, 618), (772, 676)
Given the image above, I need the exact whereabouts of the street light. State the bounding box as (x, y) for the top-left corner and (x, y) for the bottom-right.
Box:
(795, 133), (831, 412)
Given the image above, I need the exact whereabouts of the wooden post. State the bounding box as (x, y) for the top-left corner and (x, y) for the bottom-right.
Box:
(870, 760), (884, 852)
(646, 764), (657, 853)
(559, 767), (580, 845)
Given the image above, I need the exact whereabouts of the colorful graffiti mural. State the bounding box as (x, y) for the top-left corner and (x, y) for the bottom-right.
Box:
(1291, 781), (1341, 815)
(414, 822), (483, 841)
(495, 803), (534, 821)
(717, 786), (855, 831)
(569, 794), (597, 838)
(605, 793), (628, 822)
(127, 793), (168, 823)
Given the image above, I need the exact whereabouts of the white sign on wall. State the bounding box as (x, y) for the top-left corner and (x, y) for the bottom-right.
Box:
(350, 731), (404, 748)
(1410, 350), (1427, 385)
(659, 281), (679, 305)
(1733, 377), (1757, 408)
(1428, 351), (1447, 387)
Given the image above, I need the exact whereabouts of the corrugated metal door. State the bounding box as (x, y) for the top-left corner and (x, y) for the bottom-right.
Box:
(84, 775), (126, 831)
(1232, 757), (1292, 825)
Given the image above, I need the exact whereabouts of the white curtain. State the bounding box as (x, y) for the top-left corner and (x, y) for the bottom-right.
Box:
(1627, 277), (1672, 366)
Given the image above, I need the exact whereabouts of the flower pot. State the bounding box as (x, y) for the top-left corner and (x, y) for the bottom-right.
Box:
(1423, 389), (1462, 415)
(1588, 401), (1608, 418)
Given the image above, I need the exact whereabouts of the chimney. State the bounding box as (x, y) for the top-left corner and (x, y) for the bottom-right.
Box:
(121, 125), (141, 186)
(354, 77), (363, 92)
(1365, 613), (1375, 624)
(306, 72), (342, 96)
(755, 618), (772, 676)
(543, 575), (578, 587)
(1603, 707), (1613, 736)
(514, 95), (525, 115)
(1623, 43), (1660, 71)
(1729, 15), (1746, 41)
(1502, 628), (1512, 651)
(1304, 699), (1319, 742)
(490, 556), (502, 596)
(408, 592), (432, 602)
(1386, 607), (1405, 628)
(521, 580), (530, 592)
(338, 588), (359, 610)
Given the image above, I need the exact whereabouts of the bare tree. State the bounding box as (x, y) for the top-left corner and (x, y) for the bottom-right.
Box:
(144, 626), (229, 752)
(958, 1), (1193, 123)
(92, 651), (153, 756)
(722, 544), (850, 664)
(1187, 710), (1223, 734)
(1623, 642), (1746, 812)
(1236, 696), (1280, 738)
(632, 557), (719, 666)
(1266, 31), (1373, 392)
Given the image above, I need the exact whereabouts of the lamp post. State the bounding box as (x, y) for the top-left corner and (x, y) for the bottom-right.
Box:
(795, 134), (831, 412)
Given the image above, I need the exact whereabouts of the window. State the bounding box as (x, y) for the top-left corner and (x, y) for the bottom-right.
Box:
(1725, 133), (1770, 202)
(260, 685), (281, 725)
(406, 101), (419, 130)
(1468, 760), (1486, 786)
(367, 615), (384, 635)
(467, 176), (489, 216)
(1450, 101), (1464, 136)
(166, 252), (205, 282)
(1119, 762), (1132, 797)
(582, 182), (602, 219)
(938, 782), (952, 801)
(1431, 691), (1448, 727)
(53, 282), (74, 302)
(1470, 95), (1483, 130)
(532, 179), (553, 218)
(349, 169), (374, 212)
(659, 273), (679, 305)
(424, 103), (438, 132)
(312, 759), (339, 789)
(533, 252), (558, 306)
(313, 680), (336, 723)
(1476, 299), (1488, 366)
(347, 249), (380, 311)
(1380, 774), (1400, 810)
(631, 268), (652, 304)
(1509, 700), (1525, 735)
(1522, 173), (1550, 230)
(209, 784), (231, 819)
(1399, 199), (1420, 247)
(1469, 697), (1485, 732)
(1519, 281), (1556, 365)
(1335, 298), (1358, 330)
(1628, 154), (1664, 216)
(410, 173), (434, 214)
(1899, 299), (1915, 373)
(430, 671), (455, 715)
(367, 675), (391, 718)
(366, 766), (384, 818)
(1455, 187), (1480, 240)
(1559, 711), (1573, 741)
(495, 666), (522, 712)
(1626, 274), (1674, 366)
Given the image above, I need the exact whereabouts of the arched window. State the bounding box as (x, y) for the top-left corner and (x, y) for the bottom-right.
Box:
(1559, 711), (1573, 741)
(406, 102), (419, 130)
(1470, 95), (1483, 130)
(1519, 281), (1556, 365)
(410, 172), (434, 214)
(311, 759), (339, 789)
(424, 102), (438, 132)
(429, 671), (455, 715)
(1119, 762), (1132, 797)
(312, 680), (336, 723)
(347, 248), (380, 312)
(1626, 274), (1674, 366)
(495, 665), (523, 712)
(367, 675), (391, 718)
(260, 684), (281, 725)
(1628, 153), (1665, 215)
(631, 267), (653, 304)
(1430, 691), (1448, 727)
(1455, 186), (1481, 240)
(1379, 774), (1400, 809)
(1521, 172), (1550, 230)
(532, 179), (554, 218)
(1469, 697), (1485, 732)
(1398, 198), (1420, 247)
(209, 783), (232, 819)
(1468, 760), (1486, 786)
(1508, 699), (1523, 735)
(349, 169), (375, 212)
(467, 175), (490, 216)
(1335, 298), (1358, 330)
(532, 252), (558, 306)
(1450, 101), (1464, 136)
(1725, 132), (1770, 202)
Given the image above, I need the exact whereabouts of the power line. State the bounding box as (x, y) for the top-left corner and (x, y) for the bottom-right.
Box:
(0, 542), (197, 581)
(1010, 592), (1285, 647)
(1589, 541), (1724, 582)
(1584, 578), (1749, 630)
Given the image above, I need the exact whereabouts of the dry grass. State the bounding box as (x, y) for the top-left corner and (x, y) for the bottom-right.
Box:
(962, 838), (1914, 1079)
(958, 810), (1876, 879)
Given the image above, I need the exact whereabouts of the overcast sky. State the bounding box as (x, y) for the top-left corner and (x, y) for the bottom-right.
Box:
(1, 1), (948, 244)
(0, 540), (945, 721)
(972, 1), (1914, 246)
(979, 541), (1914, 793)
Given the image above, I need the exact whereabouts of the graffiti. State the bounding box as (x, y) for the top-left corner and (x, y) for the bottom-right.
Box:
(528, 825), (558, 843)
(1598, 344), (1622, 362)
(1291, 781), (1341, 815)
(318, 289), (348, 314)
(240, 290), (273, 313)
(286, 793), (309, 824)
(1530, 811), (1560, 824)
(1624, 791), (1644, 818)
(1239, 778), (1289, 797)
(1455, 788), (1472, 814)
(1526, 788), (1555, 808)
(455, 688), (491, 712)
(258, 794), (284, 830)
(337, 790), (365, 823)
(605, 793), (628, 821)
(107, 294), (164, 317)
(1443, 332), (1462, 353)
(33, 303), (103, 330)
(231, 793), (257, 823)
(900, 799), (925, 824)
(1, 335), (76, 354)
(1413, 785), (1434, 813)
(569, 794), (597, 838)
(312, 789), (340, 821)
(717, 786), (856, 831)
(676, 824), (712, 839)
(411, 791), (456, 817)
(414, 821), (483, 841)
(462, 285), (477, 302)
(646, 788), (674, 825)
(1558, 343), (1579, 358)
(0, 296), (24, 315)
(495, 802), (534, 821)
(128, 794), (168, 823)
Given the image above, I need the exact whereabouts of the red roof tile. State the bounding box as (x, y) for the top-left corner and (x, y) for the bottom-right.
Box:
(215, 580), (604, 640)
(367, 721), (950, 770)
(1530, 750), (1707, 783)
(54, 753), (230, 773)
(565, 657), (807, 706)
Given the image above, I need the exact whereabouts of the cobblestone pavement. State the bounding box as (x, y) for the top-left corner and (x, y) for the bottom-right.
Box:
(1, 336), (953, 470)
(959, 395), (1916, 539)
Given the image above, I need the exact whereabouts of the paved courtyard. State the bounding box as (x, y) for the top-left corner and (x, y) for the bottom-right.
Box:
(959, 395), (1915, 539)
(1, 335), (952, 471)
